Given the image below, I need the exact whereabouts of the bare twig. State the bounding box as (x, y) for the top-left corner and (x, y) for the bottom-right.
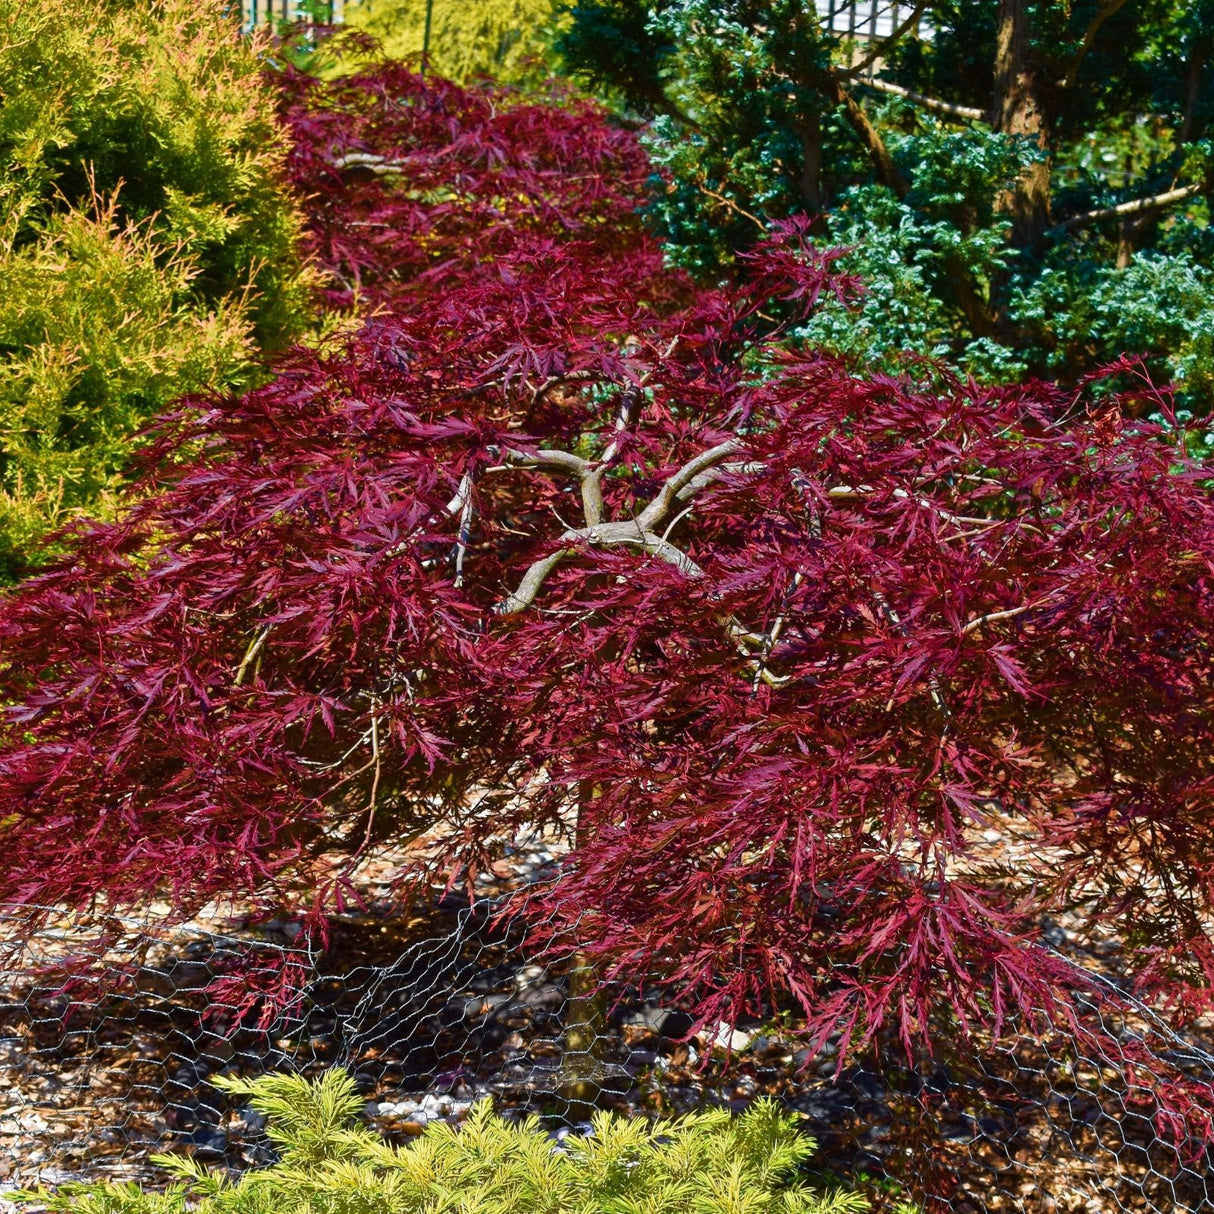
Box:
(961, 602), (1037, 636)
(659, 502), (697, 543)
(875, 591), (951, 719)
(696, 184), (766, 231)
(1060, 0), (1132, 90)
(357, 703), (383, 855)
(751, 570), (805, 694)
(452, 472), (475, 588)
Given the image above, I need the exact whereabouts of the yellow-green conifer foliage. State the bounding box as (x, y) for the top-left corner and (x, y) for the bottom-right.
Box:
(0, 0), (316, 578)
(344, 0), (562, 84)
(21, 1069), (877, 1214)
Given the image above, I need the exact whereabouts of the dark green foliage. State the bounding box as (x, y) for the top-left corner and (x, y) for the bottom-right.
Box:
(558, 0), (1214, 420)
(555, 1), (682, 117)
(0, 0), (315, 576)
(792, 123), (1037, 380)
(19, 1070), (875, 1213)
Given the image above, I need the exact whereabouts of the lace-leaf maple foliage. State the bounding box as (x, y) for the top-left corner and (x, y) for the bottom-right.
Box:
(2, 63), (1214, 1070)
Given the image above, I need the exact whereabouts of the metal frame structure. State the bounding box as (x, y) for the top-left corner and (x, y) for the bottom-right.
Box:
(238, 2), (926, 41)
(814, 0), (934, 41)
(240, 0), (344, 29)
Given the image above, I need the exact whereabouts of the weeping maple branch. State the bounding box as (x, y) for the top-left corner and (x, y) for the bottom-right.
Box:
(330, 151), (405, 178)
(234, 624), (272, 687)
(496, 522), (704, 615)
(494, 436), (1051, 618)
(452, 472), (476, 588)
(636, 439), (744, 531)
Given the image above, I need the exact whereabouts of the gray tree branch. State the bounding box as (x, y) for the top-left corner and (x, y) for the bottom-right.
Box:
(636, 439), (744, 532)
(1053, 182), (1203, 233)
(856, 77), (986, 122)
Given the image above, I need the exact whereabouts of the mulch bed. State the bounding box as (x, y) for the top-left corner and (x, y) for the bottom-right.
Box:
(3, 835), (1214, 1213)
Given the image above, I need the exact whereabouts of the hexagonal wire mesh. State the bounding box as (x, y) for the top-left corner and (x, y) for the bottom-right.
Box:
(2, 833), (1213, 1213)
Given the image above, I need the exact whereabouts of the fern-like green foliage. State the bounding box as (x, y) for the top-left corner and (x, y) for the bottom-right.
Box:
(0, 0), (315, 577)
(20, 1069), (874, 1214)
(343, 0), (564, 85)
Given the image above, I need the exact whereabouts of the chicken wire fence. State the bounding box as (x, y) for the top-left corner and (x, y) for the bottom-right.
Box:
(2, 879), (1214, 1214)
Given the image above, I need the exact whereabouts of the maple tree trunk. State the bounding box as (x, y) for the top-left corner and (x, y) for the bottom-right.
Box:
(559, 948), (607, 1120)
(993, 0), (1051, 245)
(558, 780), (606, 1121)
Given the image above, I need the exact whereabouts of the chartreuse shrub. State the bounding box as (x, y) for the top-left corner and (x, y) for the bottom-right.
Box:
(21, 1069), (872, 1213)
(0, 0), (315, 577)
(343, 0), (564, 84)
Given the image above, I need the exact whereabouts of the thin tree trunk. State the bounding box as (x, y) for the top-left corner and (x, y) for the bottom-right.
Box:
(560, 948), (606, 1120)
(1177, 44), (1208, 146)
(1116, 214), (1156, 269)
(827, 73), (910, 198)
(558, 779), (606, 1121)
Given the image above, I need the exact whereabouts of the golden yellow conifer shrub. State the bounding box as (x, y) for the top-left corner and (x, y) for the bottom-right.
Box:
(0, 0), (316, 578)
(343, 0), (563, 84)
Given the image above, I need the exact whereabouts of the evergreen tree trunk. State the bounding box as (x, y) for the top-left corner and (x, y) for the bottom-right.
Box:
(796, 109), (824, 210)
(993, 0), (1051, 244)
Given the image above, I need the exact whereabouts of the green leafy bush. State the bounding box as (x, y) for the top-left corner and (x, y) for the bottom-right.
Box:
(560, 1), (1214, 417)
(21, 1070), (872, 1213)
(0, 0), (315, 576)
(786, 123), (1035, 381)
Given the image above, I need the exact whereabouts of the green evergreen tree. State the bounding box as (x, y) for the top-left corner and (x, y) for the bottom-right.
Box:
(558, 1), (1214, 424)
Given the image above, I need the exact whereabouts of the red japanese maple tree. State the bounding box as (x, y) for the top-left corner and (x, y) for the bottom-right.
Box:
(2, 63), (1214, 1064)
